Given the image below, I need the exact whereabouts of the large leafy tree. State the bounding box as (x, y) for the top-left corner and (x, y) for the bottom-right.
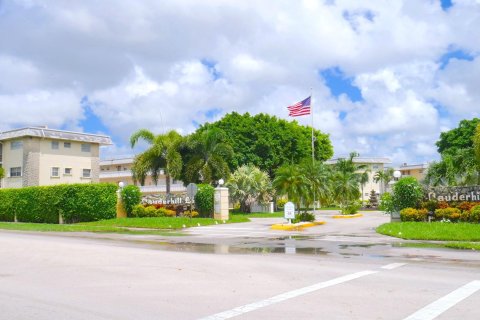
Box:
(196, 112), (333, 178)
(182, 128), (234, 185)
(425, 118), (480, 186)
(226, 165), (273, 213)
(130, 129), (183, 195)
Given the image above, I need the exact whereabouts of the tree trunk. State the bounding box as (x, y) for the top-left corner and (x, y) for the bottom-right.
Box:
(166, 173), (171, 198)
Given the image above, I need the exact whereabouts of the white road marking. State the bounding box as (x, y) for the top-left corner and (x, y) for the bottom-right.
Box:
(403, 280), (480, 320)
(381, 263), (407, 270)
(198, 270), (378, 320)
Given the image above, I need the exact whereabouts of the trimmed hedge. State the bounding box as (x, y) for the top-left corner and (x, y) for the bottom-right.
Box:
(195, 184), (214, 217)
(120, 185), (141, 216)
(0, 183), (117, 223)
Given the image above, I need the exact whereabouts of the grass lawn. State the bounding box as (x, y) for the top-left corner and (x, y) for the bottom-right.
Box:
(377, 222), (480, 250)
(231, 211), (284, 218)
(0, 215), (250, 233)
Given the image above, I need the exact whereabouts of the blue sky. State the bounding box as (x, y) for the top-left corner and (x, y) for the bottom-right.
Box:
(1, 0), (479, 165)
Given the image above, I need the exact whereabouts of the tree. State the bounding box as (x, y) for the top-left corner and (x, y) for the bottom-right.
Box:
(331, 152), (366, 208)
(436, 118), (480, 155)
(300, 160), (332, 208)
(368, 190), (378, 209)
(359, 170), (370, 202)
(273, 164), (309, 212)
(130, 129), (183, 195)
(182, 128), (234, 185)
(474, 123), (480, 167)
(0, 167), (4, 180)
(196, 112), (334, 178)
(374, 168), (394, 193)
(226, 165), (273, 213)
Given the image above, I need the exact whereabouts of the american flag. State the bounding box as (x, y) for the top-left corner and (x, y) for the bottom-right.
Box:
(287, 96), (311, 117)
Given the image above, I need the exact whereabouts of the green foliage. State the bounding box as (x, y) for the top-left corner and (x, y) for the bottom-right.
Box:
(331, 152), (365, 207)
(0, 184), (117, 223)
(379, 192), (395, 213)
(368, 190), (378, 208)
(193, 112), (333, 178)
(293, 212), (315, 223)
(434, 207), (462, 222)
(130, 129), (184, 194)
(392, 177), (423, 211)
(436, 118), (480, 155)
(182, 128), (234, 185)
(474, 123), (480, 166)
(276, 198), (287, 209)
(226, 164), (272, 213)
(0, 167), (4, 180)
(120, 185), (141, 215)
(341, 201), (361, 215)
(470, 205), (480, 223)
(374, 168), (394, 193)
(421, 199), (439, 212)
(400, 208), (428, 222)
(194, 184), (215, 217)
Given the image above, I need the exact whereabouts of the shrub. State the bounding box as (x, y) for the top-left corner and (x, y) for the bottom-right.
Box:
(437, 201), (449, 209)
(195, 184), (215, 217)
(392, 177), (423, 211)
(470, 205), (480, 223)
(421, 200), (438, 212)
(0, 183), (117, 223)
(400, 208), (428, 222)
(132, 204), (146, 217)
(293, 212), (315, 223)
(121, 185), (142, 216)
(435, 207), (462, 222)
(276, 198), (287, 210)
(379, 192), (395, 213)
(341, 201), (361, 215)
(183, 210), (199, 218)
(457, 201), (476, 212)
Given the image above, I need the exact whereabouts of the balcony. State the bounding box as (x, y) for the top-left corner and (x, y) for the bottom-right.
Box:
(99, 170), (134, 179)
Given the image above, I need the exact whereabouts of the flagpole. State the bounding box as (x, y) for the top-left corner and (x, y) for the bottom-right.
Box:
(310, 87), (316, 215)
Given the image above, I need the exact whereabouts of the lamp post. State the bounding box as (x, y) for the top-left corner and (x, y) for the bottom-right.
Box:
(116, 181), (127, 218)
(390, 170), (402, 222)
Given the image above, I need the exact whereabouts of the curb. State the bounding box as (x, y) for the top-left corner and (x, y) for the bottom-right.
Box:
(332, 213), (363, 219)
(271, 221), (325, 231)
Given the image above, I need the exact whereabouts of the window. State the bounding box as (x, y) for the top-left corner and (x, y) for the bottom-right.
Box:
(64, 168), (72, 175)
(51, 141), (59, 150)
(81, 144), (91, 152)
(82, 169), (91, 178)
(9, 167), (21, 177)
(10, 140), (23, 150)
(64, 142), (71, 148)
(51, 167), (59, 177)
(117, 165), (121, 171)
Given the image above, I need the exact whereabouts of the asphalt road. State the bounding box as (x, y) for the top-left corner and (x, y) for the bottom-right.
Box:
(1, 211), (479, 319)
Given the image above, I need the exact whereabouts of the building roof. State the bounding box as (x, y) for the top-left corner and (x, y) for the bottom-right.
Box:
(0, 127), (112, 145)
(100, 158), (134, 166)
(325, 157), (392, 165)
(397, 163), (429, 170)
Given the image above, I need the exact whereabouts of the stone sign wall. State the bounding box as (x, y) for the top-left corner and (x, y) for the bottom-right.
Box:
(426, 185), (480, 202)
(142, 193), (193, 205)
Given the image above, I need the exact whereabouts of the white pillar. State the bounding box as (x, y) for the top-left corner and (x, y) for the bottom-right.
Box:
(214, 187), (229, 220)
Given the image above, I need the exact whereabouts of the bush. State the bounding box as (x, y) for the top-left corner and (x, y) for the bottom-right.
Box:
(121, 185), (142, 216)
(195, 184), (215, 217)
(379, 192), (395, 213)
(293, 212), (315, 223)
(0, 183), (117, 223)
(435, 207), (462, 222)
(276, 198), (287, 210)
(341, 201), (361, 215)
(392, 177), (423, 211)
(421, 200), (438, 212)
(400, 208), (428, 222)
(470, 205), (480, 223)
(457, 201), (477, 212)
(183, 210), (199, 218)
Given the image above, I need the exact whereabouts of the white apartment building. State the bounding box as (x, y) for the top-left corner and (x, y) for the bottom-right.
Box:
(99, 157), (186, 194)
(0, 127), (112, 188)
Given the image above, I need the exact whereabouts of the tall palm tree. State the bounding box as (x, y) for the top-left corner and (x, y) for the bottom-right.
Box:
(184, 128), (234, 185)
(300, 161), (332, 208)
(331, 152), (366, 207)
(273, 164), (309, 213)
(130, 129), (183, 195)
(374, 168), (394, 193)
(359, 170), (370, 203)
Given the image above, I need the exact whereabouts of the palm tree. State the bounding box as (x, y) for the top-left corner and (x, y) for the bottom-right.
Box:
(184, 128), (234, 185)
(226, 165), (272, 213)
(130, 129), (183, 195)
(374, 168), (394, 193)
(300, 161), (332, 208)
(359, 170), (370, 203)
(273, 164), (309, 213)
(331, 152), (366, 208)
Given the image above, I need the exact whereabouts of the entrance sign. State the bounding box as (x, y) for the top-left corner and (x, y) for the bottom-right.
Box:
(427, 186), (480, 202)
(284, 202), (295, 219)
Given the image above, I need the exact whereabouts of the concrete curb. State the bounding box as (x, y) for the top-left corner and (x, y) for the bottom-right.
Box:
(271, 221), (325, 231)
(332, 213), (363, 219)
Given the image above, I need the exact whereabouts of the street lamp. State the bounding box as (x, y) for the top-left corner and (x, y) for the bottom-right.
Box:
(118, 181), (125, 189)
(218, 178), (224, 186)
(393, 170), (401, 180)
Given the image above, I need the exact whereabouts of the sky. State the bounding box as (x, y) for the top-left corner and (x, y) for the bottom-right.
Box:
(0, 0), (479, 165)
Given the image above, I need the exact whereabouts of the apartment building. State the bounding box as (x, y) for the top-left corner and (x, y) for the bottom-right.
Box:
(397, 163), (429, 181)
(99, 157), (186, 194)
(325, 156), (392, 199)
(0, 127), (112, 188)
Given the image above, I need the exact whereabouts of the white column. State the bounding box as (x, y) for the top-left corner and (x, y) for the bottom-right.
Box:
(214, 187), (229, 220)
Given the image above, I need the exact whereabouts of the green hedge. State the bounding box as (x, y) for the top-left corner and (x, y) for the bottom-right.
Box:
(0, 183), (117, 223)
(120, 185), (142, 216)
(195, 184), (214, 217)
